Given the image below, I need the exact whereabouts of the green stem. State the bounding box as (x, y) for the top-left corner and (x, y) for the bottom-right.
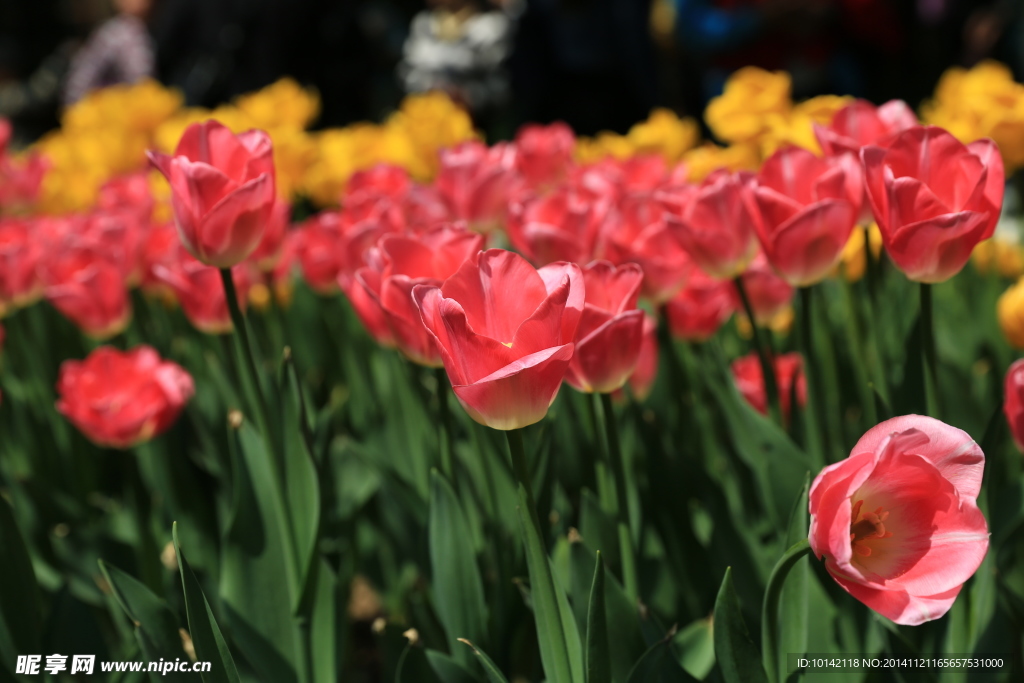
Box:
(797, 286), (826, 465)
(734, 277), (782, 424)
(920, 283), (941, 418)
(219, 268), (271, 435)
(505, 429), (575, 683)
(596, 392), (639, 601)
(761, 538), (812, 683)
(434, 367), (456, 486)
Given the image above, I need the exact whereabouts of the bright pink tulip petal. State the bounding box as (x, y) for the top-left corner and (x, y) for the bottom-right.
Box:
(767, 200), (856, 286)
(569, 309), (645, 393)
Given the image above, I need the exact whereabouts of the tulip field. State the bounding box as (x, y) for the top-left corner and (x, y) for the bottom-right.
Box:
(3, 63), (1024, 683)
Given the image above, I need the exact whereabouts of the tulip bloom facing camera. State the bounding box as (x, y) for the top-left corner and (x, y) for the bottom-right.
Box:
(356, 225), (484, 365)
(56, 346), (195, 449)
(732, 351), (806, 421)
(1004, 360), (1024, 451)
(414, 249), (583, 430)
(809, 415), (989, 625)
(862, 126), (1004, 282)
(660, 170), (760, 279)
(565, 261), (645, 393)
(148, 120), (276, 267)
(747, 146), (862, 286)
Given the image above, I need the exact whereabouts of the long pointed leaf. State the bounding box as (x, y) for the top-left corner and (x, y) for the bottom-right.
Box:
(713, 568), (768, 683)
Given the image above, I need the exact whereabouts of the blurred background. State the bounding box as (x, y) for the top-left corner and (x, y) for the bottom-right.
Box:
(1, 0), (1022, 144)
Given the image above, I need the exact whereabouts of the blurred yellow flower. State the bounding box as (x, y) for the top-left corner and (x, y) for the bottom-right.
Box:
(998, 276), (1024, 348)
(386, 92), (477, 179)
(627, 108), (700, 163)
(705, 67), (791, 144)
(736, 306), (794, 338)
(575, 132), (635, 163)
(973, 238), (1024, 279)
(760, 95), (852, 157)
(922, 60), (1024, 172)
(679, 142), (760, 182)
(235, 78), (320, 131)
(839, 223), (884, 282)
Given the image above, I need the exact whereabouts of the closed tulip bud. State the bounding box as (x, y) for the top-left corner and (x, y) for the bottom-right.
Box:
(603, 193), (694, 304)
(814, 99), (918, 157)
(660, 169), (760, 279)
(414, 249), (583, 430)
(507, 187), (611, 266)
(148, 120), (276, 268)
(153, 246), (251, 334)
(809, 416), (989, 625)
(1004, 360), (1024, 451)
(56, 346), (194, 448)
(566, 261), (646, 394)
(356, 225), (484, 365)
(42, 243), (131, 340)
(862, 126), (1004, 283)
(665, 268), (736, 342)
(746, 146), (863, 286)
(515, 122), (575, 189)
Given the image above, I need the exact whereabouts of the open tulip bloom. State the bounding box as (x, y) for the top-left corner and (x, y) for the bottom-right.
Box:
(809, 416), (988, 625)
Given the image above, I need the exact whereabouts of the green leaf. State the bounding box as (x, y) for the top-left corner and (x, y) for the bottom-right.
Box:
(172, 523), (241, 683)
(585, 552), (610, 683)
(99, 560), (191, 682)
(713, 568), (768, 683)
(580, 489), (620, 572)
(673, 619), (715, 680)
(0, 492), (41, 665)
(777, 477), (810, 683)
(458, 639), (510, 683)
(221, 423), (302, 683)
(515, 483), (584, 683)
(309, 558), (338, 683)
(429, 469), (489, 666)
(623, 626), (696, 683)
(425, 650), (479, 683)
(395, 644), (443, 683)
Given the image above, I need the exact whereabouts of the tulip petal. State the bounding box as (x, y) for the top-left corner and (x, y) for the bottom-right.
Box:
(537, 261), (585, 344)
(850, 415), (984, 502)
(887, 211), (989, 283)
(196, 174), (275, 267)
(861, 146), (891, 234)
(452, 343), (575, 430)
(831, 575), (962, 626)
(967, 139), (1005, 239)
(767, 199), (857, 286)
(442, 249), (548, 342)
(568, 309), (645, 393)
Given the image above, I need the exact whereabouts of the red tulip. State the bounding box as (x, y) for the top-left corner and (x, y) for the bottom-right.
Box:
(571, 156), (668, 199)
(735, 252), (794, 324)
(148, 120), (276, 267)
(98, 172), (155, 222)
(248, 200), (292, 271)
(862, 126), (1004, 283)
(356, 225), (485, 364)
(0, 118), (9, 155)
(414, 249), (583, 430)
(664, 267), (736, 342)
(815, 99), (918, 157)
(42, 242), (131, 339)
(507, 187), (611, 266)
(436, 141), (519, 233)
(628, 314), (659, 401)
(56, 346), (194, 448)
(0, 218), (44, 307)
(604, 193), (694, 303)
(0, 149), (47, 212)
(731, 351), (806, 421)
(661, 169), (759, 279)
(153, 245), (250, 334)
(140, 222), (180, 294)
(81, 208), (146, 284)
(809, 415), (989, 625)
(515, 122), (575, 189)
(746, 146), (862, 286)
(566, 261), (645, 393)
(295, 211), (345, 294)
(1004, 359), (1024, 451)
(345, 164), (411, 205)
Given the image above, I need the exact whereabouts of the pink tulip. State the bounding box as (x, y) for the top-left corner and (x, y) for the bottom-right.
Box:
(661, 169), (760, 279)
(665, 267), (736, 342)
(815, 99), (918, 157)
(148, 120), (276, 267)
(732, 352), (806, 422)
(0, 218), (44, 307)
(507, 187), (611, 266)
(1004, 359), (1024, 451)
(153, 245), (251, 334)
(436, 141), (519, 233)
(746, 146), (862, 286)
(809, 415), (989, 625)
(42, 242), (131, 340)
(862, 126), (1004, 283)
(566, 261), (645, 393)
(515, 122), (575, 189)
(735, 252), (794, 324)
(414, 249), (583, 430)
(628, 314), (659, 402)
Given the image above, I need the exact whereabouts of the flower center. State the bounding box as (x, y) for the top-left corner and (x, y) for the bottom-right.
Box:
(849, 498), (892, 557)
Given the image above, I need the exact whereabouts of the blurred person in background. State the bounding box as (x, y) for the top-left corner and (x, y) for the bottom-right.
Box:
(64, 0), (156, 105)
(510, 0), (660, 135)
(399, 0), (521, 131)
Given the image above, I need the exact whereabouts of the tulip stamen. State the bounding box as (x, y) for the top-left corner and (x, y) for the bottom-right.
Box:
(849, 499), (893, 558)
